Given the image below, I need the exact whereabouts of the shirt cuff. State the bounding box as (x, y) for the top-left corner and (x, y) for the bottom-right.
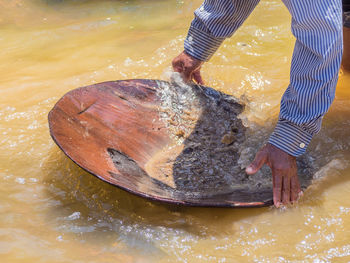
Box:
(268, 120), (313, 157)
(184, 25), (225, 62)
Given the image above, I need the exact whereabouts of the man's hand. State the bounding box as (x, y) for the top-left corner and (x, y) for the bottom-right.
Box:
(245, 143), (302, 207)
(172, 51), (204, 84)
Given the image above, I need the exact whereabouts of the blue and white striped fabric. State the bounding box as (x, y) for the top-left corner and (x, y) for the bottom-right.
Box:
(184, 0), (343, 157)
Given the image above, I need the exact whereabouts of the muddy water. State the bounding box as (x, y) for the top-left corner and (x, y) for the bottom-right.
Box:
(0, 0), (349, 262)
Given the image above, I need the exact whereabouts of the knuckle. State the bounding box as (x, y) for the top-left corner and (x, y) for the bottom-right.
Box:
(272, 164), (289, 173)
(172, 60), (182, 70)
(183, 64), (194, 72)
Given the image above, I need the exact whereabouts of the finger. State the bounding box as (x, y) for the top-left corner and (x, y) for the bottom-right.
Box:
(282, 175), (291, 205)
(272, 170), (283, 207)
(290, 174), (302, 203)
(172, 57), (183, 72)
(193, 70), (204, 85)
(246, 148), (267, 174)
(182, 66), (192, 83)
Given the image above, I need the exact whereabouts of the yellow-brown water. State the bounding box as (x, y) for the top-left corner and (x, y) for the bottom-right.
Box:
(1, 0), (349, 262)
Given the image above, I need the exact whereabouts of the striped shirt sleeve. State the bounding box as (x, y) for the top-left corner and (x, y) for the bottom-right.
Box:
(184, 0), (260, 61)
(268, 0), (343, 156)
(184, 0), (343, 157)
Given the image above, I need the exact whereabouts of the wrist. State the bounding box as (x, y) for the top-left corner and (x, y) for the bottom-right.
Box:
(266, 143), (295, 159)
(268, 119), (313, 157)
(184, 25), (225, 61)
(183, 50), (204, 64)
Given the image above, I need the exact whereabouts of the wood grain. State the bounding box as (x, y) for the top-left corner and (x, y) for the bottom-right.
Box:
(48, 79), (291, 207)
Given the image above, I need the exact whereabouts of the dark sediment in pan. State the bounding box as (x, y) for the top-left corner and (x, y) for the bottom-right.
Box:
(144, 78), (314, 198)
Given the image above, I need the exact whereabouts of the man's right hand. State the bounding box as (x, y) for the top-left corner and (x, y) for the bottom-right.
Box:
(172, 51), (205, 85)
(245, 143), (303, 207)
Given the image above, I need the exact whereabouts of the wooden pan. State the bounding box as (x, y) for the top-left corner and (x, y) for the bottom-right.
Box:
(48, 79), (313, 207)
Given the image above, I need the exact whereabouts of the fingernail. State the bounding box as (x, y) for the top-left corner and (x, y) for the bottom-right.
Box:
(245, 166), (253, 173)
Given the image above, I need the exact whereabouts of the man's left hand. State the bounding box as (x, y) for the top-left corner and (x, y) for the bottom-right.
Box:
(245, 143), (302, 207)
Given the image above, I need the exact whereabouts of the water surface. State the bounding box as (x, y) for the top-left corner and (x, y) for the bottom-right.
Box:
(0, 0), (350, 262)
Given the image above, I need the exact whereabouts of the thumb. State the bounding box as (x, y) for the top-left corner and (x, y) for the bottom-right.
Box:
(245, 148), (267, 175)
(193, 70), (204, 85)
(172, 59), (183, 73)
(182, 67), (192, 83)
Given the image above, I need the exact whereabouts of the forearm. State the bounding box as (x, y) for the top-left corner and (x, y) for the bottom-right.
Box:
(269, 0), (343, 156)
(184, 0), (260, 61)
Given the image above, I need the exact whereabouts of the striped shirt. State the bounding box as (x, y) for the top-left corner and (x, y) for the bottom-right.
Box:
(184, 0), (343, 157)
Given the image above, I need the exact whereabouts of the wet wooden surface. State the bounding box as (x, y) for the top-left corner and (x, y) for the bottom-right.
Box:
(48, 79), (311, 207)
